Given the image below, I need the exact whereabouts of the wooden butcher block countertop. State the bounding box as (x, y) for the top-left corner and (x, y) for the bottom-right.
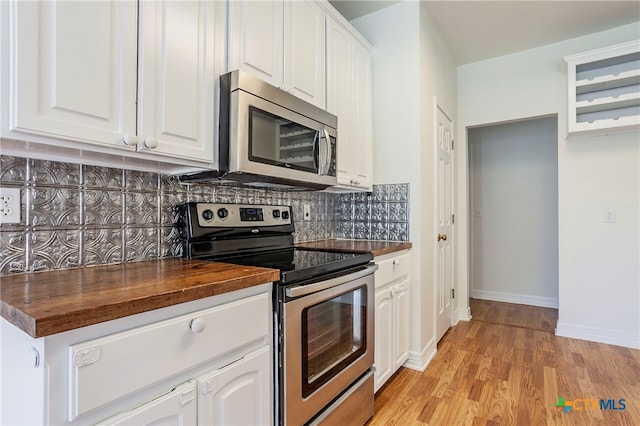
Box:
(0, 259), (280, 339)
(296, 239), (412, 257)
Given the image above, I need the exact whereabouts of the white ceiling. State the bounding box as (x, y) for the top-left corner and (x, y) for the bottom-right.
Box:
(329, 1), (640, 65)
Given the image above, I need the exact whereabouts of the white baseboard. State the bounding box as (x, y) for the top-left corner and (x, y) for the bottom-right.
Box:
(471, 289), (558, 309)
(403, 338), (437, 372)
(555, 322), (640, 349)
(454, 306), (472, 324)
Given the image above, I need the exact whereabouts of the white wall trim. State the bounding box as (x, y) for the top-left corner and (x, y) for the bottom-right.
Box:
(556, 321), (640, 349)
(454, 306), (472, 324)
(471, 289), (559, 309)
(403, 337), (437, 372)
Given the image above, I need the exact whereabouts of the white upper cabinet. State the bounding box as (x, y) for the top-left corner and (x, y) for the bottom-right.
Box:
(8, 1), (138, 148)
(352, 40), (373, 189)
(227, 0), (284, 87)
(228, 0), (326, 109)
(137, 0), (216, 160)
(565, 40), (640, 137)
(2, 0), (216, 167)
(326, 16), (373, 190)
(284, 0), (326, 107)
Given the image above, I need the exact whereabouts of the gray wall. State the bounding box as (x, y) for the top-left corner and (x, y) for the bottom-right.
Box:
(0, 155), (409, 275)
(468, 116), (559, 307)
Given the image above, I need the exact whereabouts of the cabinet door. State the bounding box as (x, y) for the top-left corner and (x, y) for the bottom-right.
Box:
(394, 279), (411, 370)
(228, 0), (284, 88)
(10, 0), (137, 147)
(284, 1), (326, 108)
(352, 41), (373, 189)
(97, 381), (197, 426)
(374, 285), (394, 393)
(197, 346), (271, 426)
(326, 17), (354, 186)
(137, 0), (215, 162)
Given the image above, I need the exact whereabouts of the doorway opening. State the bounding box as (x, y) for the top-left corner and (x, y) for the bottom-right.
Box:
(467, 116), (559, 325)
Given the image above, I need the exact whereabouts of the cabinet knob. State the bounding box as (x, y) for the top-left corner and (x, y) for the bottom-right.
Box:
(189, 318), (206, 334)
(393, 259), (400, 267)
(437, 233), (447, 242)
(144, 137), (158, 149)
(123, 134), (139, 146)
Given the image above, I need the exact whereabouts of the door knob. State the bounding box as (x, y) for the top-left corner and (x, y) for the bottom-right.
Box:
(437, 233), (447, 242)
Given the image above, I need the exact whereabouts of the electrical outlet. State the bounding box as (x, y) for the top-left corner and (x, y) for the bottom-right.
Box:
(303, 204), (311, 221)
(0, 187), (21, 224)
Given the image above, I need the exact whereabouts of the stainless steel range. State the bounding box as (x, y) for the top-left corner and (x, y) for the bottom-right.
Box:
(180, 202), (376, 426)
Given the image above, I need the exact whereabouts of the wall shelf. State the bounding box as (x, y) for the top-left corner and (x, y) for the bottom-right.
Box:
(565, 40), (640, 137)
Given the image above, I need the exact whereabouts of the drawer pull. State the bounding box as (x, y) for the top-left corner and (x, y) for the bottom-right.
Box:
(189, 318), (206, 334)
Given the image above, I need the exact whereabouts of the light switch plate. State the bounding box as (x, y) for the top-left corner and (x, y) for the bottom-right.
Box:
(604, 208), (616, 223)
(303, 204), (311, 221)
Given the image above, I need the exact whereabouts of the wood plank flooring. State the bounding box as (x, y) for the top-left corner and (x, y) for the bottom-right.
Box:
(469, 298), (558, 333)
(368, 299), (640, 425)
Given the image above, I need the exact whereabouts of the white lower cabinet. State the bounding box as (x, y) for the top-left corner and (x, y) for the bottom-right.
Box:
(98, 381), (197, 426)
(0, 285), (273, 426)
(374, 251), (411, 393)
(197, 345), (271, 425)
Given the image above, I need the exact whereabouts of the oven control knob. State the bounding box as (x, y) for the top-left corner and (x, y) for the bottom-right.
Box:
(272, 210), (280, 219)
(202, 209), (214, 221)
(281, 210), (289, 220)
(217, 208), (229, 219)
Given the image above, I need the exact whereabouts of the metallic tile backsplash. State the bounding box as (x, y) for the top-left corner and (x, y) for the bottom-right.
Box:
(335, 184), (410, 241)
(0, 155), (409, 275)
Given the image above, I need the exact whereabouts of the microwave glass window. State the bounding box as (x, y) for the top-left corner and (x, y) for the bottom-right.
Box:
(249, 107), (320, 173)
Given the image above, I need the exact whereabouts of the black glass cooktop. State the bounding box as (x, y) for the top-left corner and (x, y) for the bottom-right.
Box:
(208, 248), (373, 284)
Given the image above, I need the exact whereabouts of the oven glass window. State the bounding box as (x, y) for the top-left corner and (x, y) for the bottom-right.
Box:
(301, 285), (367, 397)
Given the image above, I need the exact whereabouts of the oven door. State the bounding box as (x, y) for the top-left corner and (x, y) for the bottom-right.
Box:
(282, 266), (375, 426)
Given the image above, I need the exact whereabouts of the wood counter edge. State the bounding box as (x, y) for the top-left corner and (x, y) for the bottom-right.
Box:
(1, 265), (280, 339)
(295, 239), (412, 257)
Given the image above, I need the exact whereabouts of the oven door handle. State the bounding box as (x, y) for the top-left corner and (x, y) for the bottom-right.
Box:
(285, 264), (378, 298)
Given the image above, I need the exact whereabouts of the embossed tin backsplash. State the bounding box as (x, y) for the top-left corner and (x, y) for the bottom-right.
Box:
(0, 155), (409, 275)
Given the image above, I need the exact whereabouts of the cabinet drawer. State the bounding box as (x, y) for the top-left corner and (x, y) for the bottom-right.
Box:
(68, 292), (270, 421)
(375, 252), (411, 288)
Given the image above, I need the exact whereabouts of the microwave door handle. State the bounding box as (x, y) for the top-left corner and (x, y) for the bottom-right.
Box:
(324, 128), (332, 173)
(313, 130), (320, 171)
(319, 129), (331, 175)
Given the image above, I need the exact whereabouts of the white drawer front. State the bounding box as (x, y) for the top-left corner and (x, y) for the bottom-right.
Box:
(68, 292), (270, 420)
(375, 252), (411, 288)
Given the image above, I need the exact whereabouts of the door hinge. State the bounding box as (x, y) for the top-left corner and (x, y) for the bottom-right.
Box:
(451, 140), (454, 150)
(451, 213), (455, 224)
(451, 288), (455, 299)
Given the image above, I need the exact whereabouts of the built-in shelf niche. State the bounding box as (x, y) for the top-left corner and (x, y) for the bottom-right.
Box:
(565, 40), (640, 137)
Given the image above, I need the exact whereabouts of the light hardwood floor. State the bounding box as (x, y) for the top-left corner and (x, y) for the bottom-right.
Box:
(368, 299), (640, 425)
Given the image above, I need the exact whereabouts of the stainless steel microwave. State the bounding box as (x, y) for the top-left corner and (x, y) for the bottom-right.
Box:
(182, 70), (337, 190)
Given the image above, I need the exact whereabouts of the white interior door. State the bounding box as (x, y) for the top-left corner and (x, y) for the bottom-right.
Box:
(435, 102), (454, 342)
